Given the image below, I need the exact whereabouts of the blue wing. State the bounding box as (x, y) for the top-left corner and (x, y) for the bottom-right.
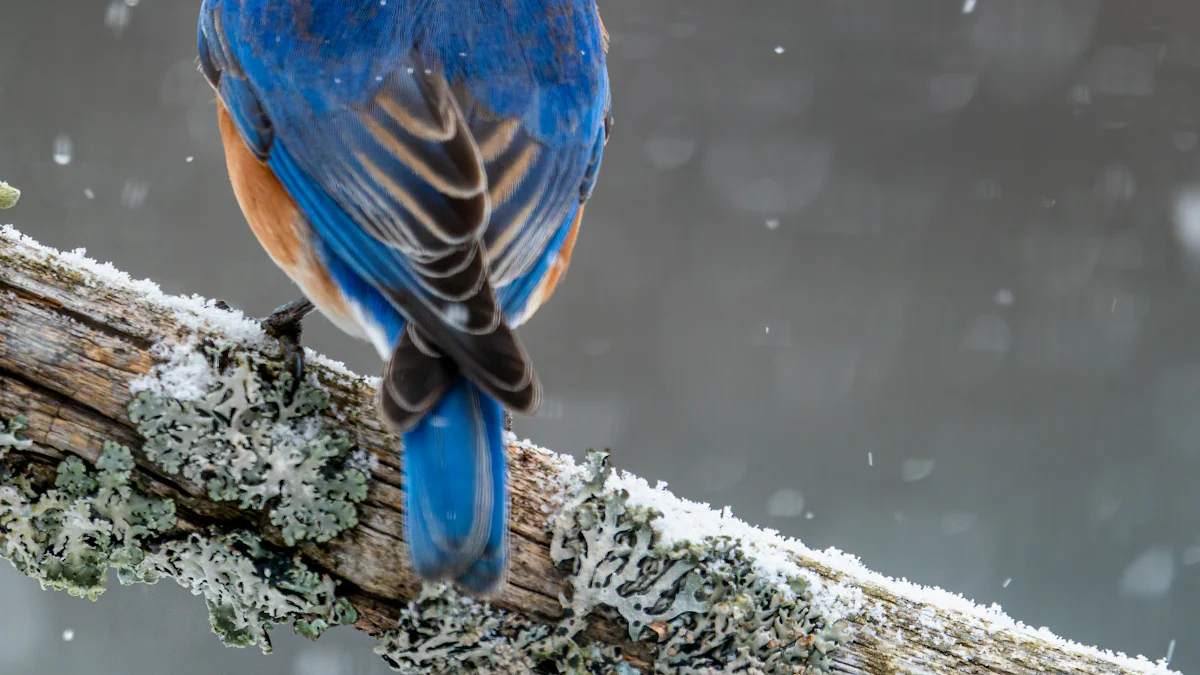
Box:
(199, 0), (609, 423)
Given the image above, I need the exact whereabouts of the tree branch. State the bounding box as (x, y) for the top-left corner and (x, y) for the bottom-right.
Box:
(0, 225), (1178, 675)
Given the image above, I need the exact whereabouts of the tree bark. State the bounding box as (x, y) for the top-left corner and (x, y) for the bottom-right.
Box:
(0, 227), (1177, 675)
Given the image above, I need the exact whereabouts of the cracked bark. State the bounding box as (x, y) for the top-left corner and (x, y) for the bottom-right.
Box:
(0, 229), (1177, 675)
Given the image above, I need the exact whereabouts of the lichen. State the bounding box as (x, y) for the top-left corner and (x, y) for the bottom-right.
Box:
(0, 180), (19, 209)
(0, 441), (177, 600)
(375, 582), (629, 675)
(550, 451), (851, 674)
(122, 530), (358, 654)
(0, 415), (32, 456)
(372, 450), (849, 674)
(0, 410), (356, 654)
(374, 583), (545, 674)
(128, 348), (368, 545)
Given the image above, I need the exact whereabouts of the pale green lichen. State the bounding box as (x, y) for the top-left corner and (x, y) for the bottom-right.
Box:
(129, 349), (368, 545)
(549, 450), (850, 674)
(374, 583), (546, 674)
(0, 415), (32, 456)
(0, 441), (177, 600)
(374, 582), (627, 675)
(373, 451), (849, 674)
(0, 181), (19, 210)
(123, 530), (357, 654)
(0, 411), (356, 654)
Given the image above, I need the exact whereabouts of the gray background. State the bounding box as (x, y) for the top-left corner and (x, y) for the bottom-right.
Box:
(1, 0), (1197, 672)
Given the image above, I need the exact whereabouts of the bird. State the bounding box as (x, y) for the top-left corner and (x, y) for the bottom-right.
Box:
(197, 0), (611, 596)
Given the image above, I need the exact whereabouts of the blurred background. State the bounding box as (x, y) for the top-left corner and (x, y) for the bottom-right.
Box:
(1, 0), (1198, 672)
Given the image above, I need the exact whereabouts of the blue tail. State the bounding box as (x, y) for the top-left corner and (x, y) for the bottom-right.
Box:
(401, 377), (509, 595)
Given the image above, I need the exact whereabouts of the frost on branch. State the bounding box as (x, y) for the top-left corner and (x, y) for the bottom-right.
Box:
(0, 439), (177, 600)
(551, 451), (850, 674)
(123, 530), (358, 654)
(129, 346), (368, 545)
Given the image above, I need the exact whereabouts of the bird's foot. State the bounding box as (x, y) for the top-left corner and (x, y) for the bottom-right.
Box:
(504, 409), (513, 433)
(259, 298), (316, 399)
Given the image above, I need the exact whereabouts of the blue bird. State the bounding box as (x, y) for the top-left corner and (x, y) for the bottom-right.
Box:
(197, 0), (611, 595)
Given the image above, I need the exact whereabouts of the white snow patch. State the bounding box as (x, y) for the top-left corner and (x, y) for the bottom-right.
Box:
(348, 448), (379, 475)
(302, 347), (379, 389)
(1, 225), (268, 347)
(130, 341), (214, 401)
(1, 226), (387, 402)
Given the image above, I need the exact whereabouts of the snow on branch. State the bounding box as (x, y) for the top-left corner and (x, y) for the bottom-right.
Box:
(0, 224), (1180, 674)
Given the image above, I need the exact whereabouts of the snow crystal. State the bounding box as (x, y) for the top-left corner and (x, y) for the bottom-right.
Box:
(901, 457), (936, 482)
(1119, 546), (1176, 599)
(766, 488), (805, 518)
(348, 448), (379, 475)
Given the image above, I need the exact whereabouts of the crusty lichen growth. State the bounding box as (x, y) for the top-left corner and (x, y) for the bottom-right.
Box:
(0, 411), (356, 654)
(0, 441), (177, 600)
(129, 348), (368, 545)
(375, 583), (546, 674)
(123, 530), (357, 654)
(375, 582), (628, 675)
(551, 451), (850, 674)
(0, 180), (19, 209)
(0, 415), (32, 455)
(372, 451), (848, 674)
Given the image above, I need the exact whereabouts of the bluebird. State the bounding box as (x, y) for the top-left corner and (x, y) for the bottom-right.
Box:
(197, 0), (611, 595)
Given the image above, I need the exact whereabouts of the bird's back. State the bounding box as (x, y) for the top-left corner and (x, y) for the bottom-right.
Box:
(201, 0), (611, 595)
(209, 0), (608, 142)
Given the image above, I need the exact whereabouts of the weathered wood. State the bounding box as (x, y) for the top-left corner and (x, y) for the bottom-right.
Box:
(0, 227), (1176, 675)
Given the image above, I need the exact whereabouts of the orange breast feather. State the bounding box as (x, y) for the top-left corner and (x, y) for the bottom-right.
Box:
(217, 99), (356, 330)
(520, 203), (585, 323)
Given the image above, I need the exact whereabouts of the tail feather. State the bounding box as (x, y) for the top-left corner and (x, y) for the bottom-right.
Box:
(398, 376), (509, 595)
(378, 325), (453, 433)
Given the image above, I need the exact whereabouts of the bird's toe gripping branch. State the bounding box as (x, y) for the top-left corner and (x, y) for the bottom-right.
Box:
(258, 298), (317, 398)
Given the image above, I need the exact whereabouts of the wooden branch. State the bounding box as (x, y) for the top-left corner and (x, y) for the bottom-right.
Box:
(0, 224), (1178, 675)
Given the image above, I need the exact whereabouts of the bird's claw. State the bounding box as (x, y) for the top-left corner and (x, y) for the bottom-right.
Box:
(259, 299), (315, 401)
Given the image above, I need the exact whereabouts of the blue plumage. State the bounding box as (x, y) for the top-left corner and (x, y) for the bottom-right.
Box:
(199, 0), (610, 594)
